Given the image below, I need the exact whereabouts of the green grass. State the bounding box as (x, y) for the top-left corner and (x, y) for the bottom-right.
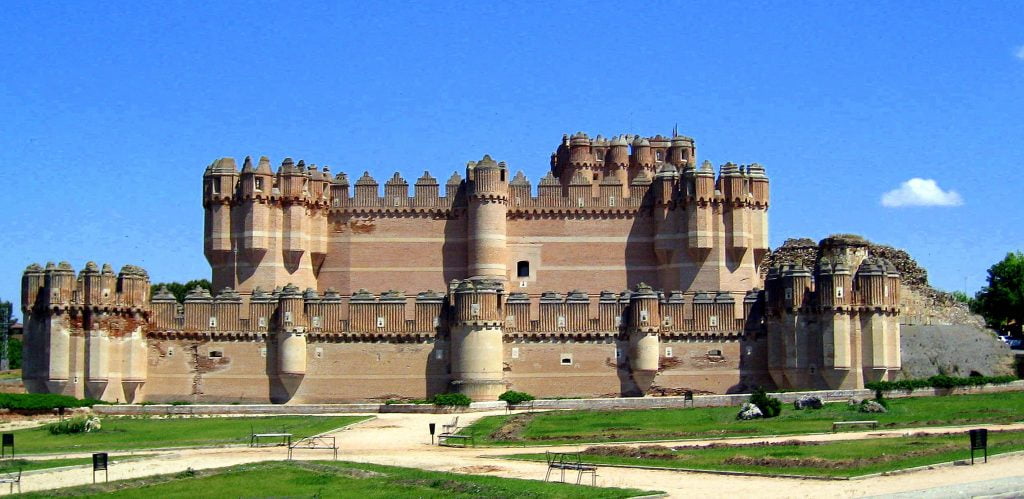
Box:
(6, 415), (369, 455)
(12, 460), (660, 498)
(0, 455), (155, 474)
(506, 430), (1024, 478)
(463, 391), (1024, 445)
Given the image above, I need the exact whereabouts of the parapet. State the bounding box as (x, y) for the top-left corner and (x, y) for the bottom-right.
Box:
(22, 261), (151, 312)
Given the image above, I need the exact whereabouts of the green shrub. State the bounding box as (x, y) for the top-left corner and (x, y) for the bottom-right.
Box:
(749, 387), (781, 418)
(866, 375), (1017, 393)
(498, 390), (535, 405)
(430, 393), (472, 407)
(48, 416), (101, 435)
(0, 393), (103, 411)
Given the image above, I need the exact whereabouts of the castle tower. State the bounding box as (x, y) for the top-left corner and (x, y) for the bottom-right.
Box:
(627, 283), (661, 392)
(608, 135), (631, 198)
(466, 155), (509, 282)
(449, 279), (505, 400)
(204, 158), (238, 290)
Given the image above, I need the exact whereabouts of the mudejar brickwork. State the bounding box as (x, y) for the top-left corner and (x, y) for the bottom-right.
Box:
(21, 130), (902, 403)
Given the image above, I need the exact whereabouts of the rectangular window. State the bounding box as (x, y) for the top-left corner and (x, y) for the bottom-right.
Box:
(312, 316), (321, 328)
(560, 354), (573, 366)
(432, 317), (440, 327)
(212, 180), (221, 195)
(260, 347), (267, 358)
(884, 285), (889, 297)
(639, 310), (649, 323)
(609, 196), (616, 207)
(394, 197), (400, 206)
(836, 287), (844, 298)
(663, 316), (673, 327)
(284, 311), (293, 323)
(470, 303), (481, 317)
(517, 260), (530, 278)
(255, 177), (264, 192)
(258, 317), (267, 328)
(557, 315), (566, 328)
(168, 347), (175, 357)
(664, 347), (673, 358)
(596, 151), (605, 161)
(511, 347), (520, 359)
(376, 316), (385, 328)
(614, 316), (621, 326)
(332, 198), (340, 208)
(577, 197), (585, 207)
(656, 151), (664, 161)
(314, 347), (323, 359)
(709, 315), (719, 327)
(209, 317), (217, 328)
(785, 288), (793, 300)
(209, 350), (223, 358)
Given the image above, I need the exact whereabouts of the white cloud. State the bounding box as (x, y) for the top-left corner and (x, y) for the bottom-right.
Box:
(1016, 45), (1024, 60)
(880, 178), (963, 207)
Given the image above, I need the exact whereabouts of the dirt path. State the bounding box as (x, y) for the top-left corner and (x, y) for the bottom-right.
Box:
(5, 410), (1024, 497)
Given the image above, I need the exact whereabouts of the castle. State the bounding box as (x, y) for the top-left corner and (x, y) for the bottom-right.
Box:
(21, 131), (902, 403)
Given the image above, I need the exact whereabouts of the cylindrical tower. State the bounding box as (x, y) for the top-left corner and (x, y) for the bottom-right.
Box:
(466, 155), (509, 281)
(627, 283), (661, 378)
(449, 279), (505, 401)
(203, 158), (238, 291)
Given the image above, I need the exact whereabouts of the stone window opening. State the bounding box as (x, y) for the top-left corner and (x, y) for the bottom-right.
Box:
(211, 180), (220, 195)
(560, 354), (573, 366)
(709, 315), (719, 327)
(255, 177), (264, 192)
(517, 260), (530, 278)
(664, 347), (673, 357)
(302, 179), (309, 194)
(708, 349), (722, 357)
(596, 151), (605, 161)
(656, 151), (664, 161)
(209, 350), (223, 358)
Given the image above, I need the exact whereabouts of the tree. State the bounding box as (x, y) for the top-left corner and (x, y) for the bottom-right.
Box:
(974, 252), (1024, 336)
(150, 279), (212, 303)
(0, 300), (11, 371)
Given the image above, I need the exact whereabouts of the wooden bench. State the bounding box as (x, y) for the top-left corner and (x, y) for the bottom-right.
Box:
(545, 451), (597, 485)
(0, 468), (21, 494)
(437, 433), (475, 447)
(832, 420), (878, 432)
(250, 432), (293, 447)
(441, 416), (459, 435)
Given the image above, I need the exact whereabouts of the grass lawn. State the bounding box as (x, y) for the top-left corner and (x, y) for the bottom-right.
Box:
(463, 391), (1024, 445)
(506, 430), (1024, 478)
(6, 415), (369, 455)
(12, 460), (660, 498)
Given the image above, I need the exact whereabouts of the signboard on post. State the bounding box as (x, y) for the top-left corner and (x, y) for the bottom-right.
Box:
(93, 452), (109, 483)
(429, 423), (436, 445)
(969, 429), (988, 464)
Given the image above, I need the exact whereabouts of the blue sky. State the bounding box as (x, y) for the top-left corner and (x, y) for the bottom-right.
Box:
(2, 1), (1022, 317)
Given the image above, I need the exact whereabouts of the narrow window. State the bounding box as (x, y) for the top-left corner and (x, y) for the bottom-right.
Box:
(663, 316), (673, 327)
(258, 317), (267, 328)
(315, 347), (323, 359)
(639, 310), (649, 323)
(557, 315), (566, 328)
(393, 197), (400, 206)
(376, 316), (385, 328)
(255, 177), (264, 192)
(209, 350), (223, 358)
(785, 288), (793, 300)
(596, 151), (605, 161)
(836, 287), (844, 299)
(517, 260), (530, 278)
(609, 196), (616, 207)
(470, 303), (481, 317)
(664, 347), (674, 358)
(302, 179), (309, 193)
(577, 197), (585, 207)
(560, 354), (573, 366)
(284, 311), (293, 323)
(212, 180), (221, 195)
(709, 315), (719, 327)
(208, 317), (217, 328)
(312, 316), (321, 328)
(511, 347), (520, 359)
(656, 151), (664, 161)
(708, 349), (722, 357)
(259, 347), (267, 358)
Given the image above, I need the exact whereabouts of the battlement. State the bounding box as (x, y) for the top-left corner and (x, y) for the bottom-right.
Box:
(143, 280), (758, 337)
(21, 261), (151, 313)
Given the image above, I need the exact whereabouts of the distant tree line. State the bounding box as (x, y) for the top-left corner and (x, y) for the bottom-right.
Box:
(969, 252), (1024, 336)
(150, 279), (212, 303)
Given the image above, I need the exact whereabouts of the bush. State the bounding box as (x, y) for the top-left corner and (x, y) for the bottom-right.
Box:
(498, 390), (535, 405)
(748, 387), (781, 418)
(866, 375), (1017, 393)
(48, 416), (102, 435)
(0, 393), (103, 411)
(430, 393), (472, 407)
